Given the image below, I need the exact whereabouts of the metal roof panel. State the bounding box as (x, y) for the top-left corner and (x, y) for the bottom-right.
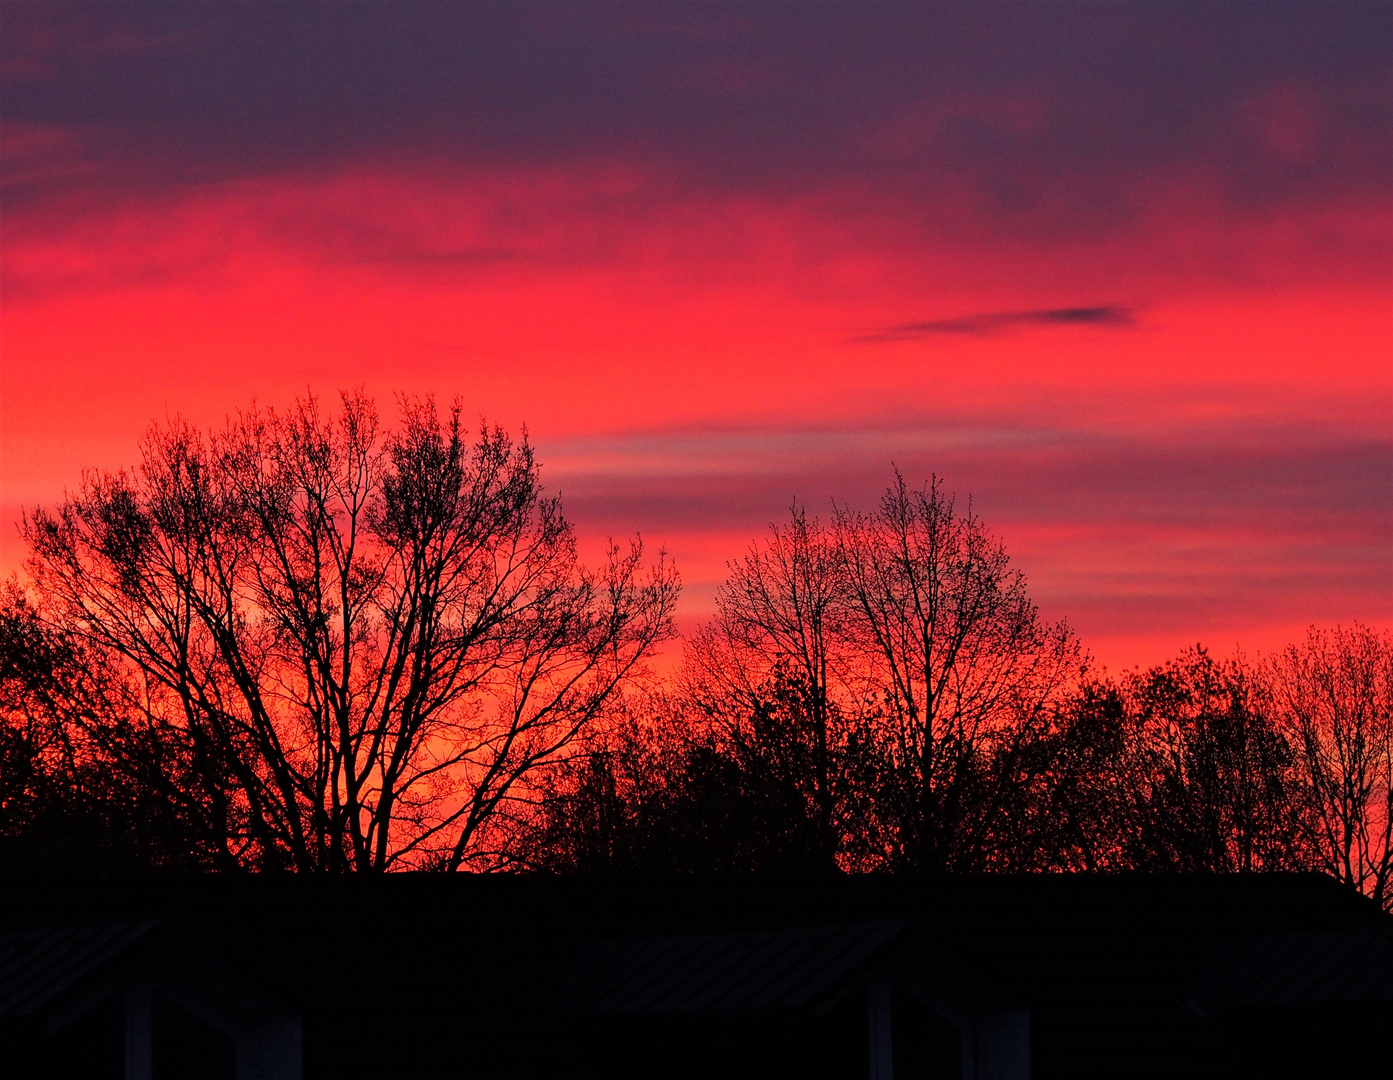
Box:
(0, 922), (156, 1017)
(566, 922), (907, 1014)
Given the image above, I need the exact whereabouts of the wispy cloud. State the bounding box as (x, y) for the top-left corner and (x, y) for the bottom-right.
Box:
(543, 421), (1391, 666)
(855, 306), (1136, 343)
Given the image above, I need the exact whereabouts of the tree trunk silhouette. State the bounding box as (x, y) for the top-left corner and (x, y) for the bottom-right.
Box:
(20, 391), (678, 871)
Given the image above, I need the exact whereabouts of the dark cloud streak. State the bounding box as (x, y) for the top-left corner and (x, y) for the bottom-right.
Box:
(855, 306), (1137, 342)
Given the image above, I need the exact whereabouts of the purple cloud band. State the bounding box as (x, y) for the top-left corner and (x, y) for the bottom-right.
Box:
(854, 306), (1137, 342)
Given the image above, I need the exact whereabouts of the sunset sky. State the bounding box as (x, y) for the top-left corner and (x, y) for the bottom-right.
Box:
(2, 2), (1389, 672)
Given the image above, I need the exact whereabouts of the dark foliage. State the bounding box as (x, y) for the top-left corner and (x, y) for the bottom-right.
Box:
(11, 393), (677, 871)
(5, 414), (1390, 907)
(520, 655), (1316, 881)
(522, 673), (882, 873)
(517, 482), (1389, 909)
(0, 585), (213, 868)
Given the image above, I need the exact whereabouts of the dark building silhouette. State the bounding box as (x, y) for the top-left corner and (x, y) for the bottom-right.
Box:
(0, 873), (1388, 1079)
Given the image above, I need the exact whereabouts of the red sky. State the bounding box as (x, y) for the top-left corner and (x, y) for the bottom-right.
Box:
(2, 4), (1389, 672)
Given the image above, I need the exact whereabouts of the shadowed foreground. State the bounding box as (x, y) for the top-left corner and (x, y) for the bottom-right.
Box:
(0, 872), (1387, 1079)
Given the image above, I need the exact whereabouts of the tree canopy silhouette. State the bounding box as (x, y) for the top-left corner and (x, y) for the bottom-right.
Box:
(1268, 624), (1393, 908)
(6, 395), (1390, 910)
(679, 476), (1082, 871)
(17, 392), (678, 871)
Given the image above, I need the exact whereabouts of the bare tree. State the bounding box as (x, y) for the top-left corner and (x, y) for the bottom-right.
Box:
(834, 472), (1082, 870)
(0, 582), (218, 867)
(21, 392), (678, 871)
(1115, 649), (1304, 874)
(676, 473), (1081, 873)
(682, 505), (858, 863)
(1268, 623), (1393, 909)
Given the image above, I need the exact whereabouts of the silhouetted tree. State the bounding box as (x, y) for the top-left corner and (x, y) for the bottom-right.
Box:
(505, 695), (678, 872)
(521, 675), (874, 873)
(834, 473), (1083, 870)
(678, 669), (883, 872)
(20, 392), (678, 871)
(989, 650), (1307, 876)
(991, 682), (1133, 872)
(622, 473), (1084, 873)
(1268, 624), (1393, 909)
(1117, 649), (1305, 873)
(20, 409), (1382, 895)
(684, 507), (868, 867)
(0, 583), (213, 868)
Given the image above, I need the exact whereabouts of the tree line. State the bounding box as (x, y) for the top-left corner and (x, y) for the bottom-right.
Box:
(2, 393), (1389, 910)
(522, 495), (1392, 912)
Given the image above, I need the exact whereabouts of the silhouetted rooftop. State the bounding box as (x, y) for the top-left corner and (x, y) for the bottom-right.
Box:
(0, 872), (1387, 1079)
